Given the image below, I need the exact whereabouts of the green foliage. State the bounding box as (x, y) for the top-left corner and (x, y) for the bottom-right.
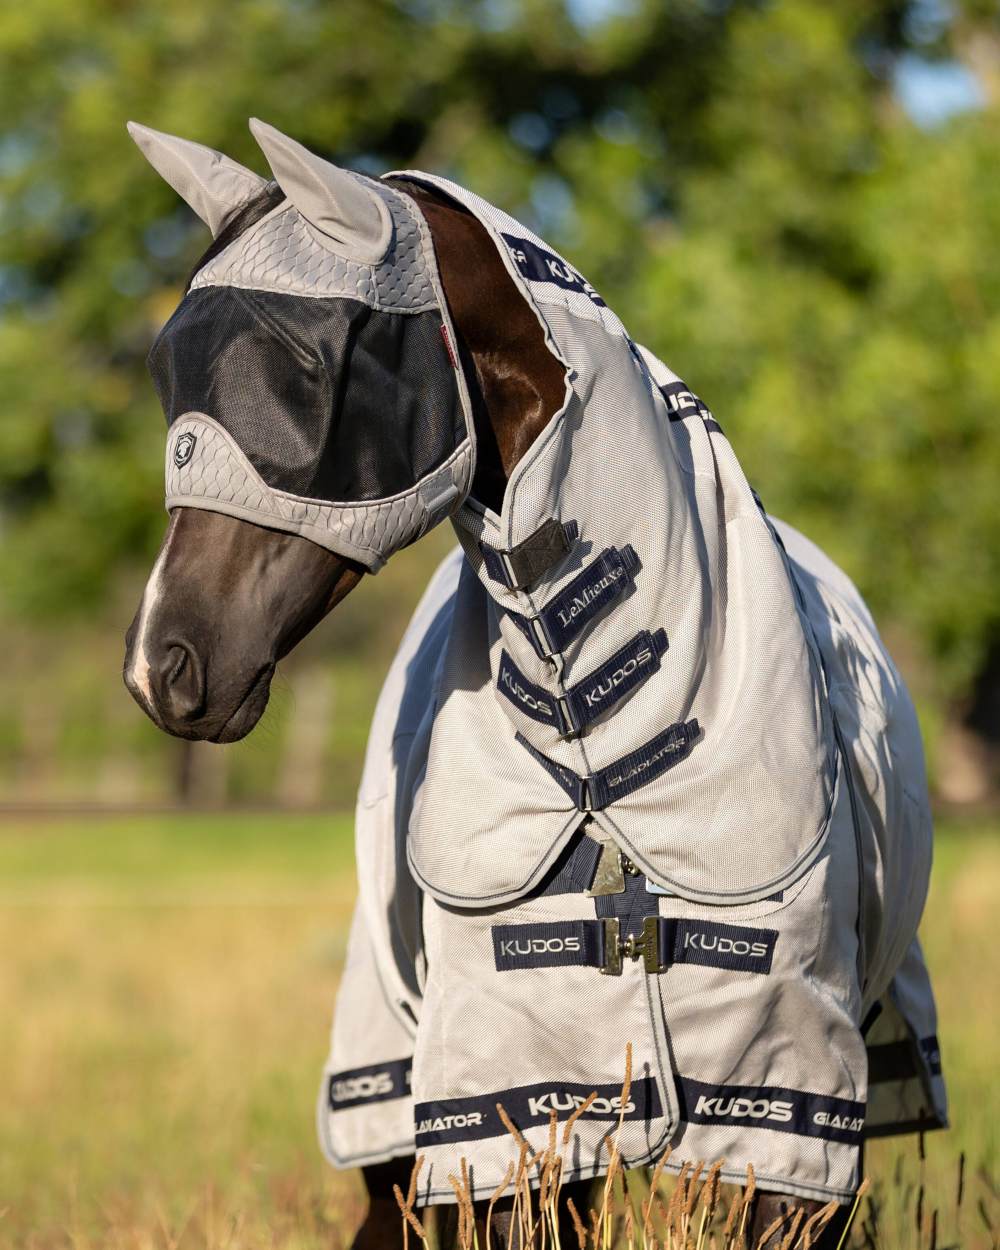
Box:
(2, 0), (998, 721)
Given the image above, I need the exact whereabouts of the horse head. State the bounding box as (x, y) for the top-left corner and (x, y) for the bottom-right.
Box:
(123, 121), (563, 741)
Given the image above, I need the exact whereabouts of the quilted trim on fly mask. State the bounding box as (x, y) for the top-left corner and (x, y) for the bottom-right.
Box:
(190, 178), (439, 311)
(164, 412), (473, 570)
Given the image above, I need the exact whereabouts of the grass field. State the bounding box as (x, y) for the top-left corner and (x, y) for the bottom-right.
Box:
(0, 812), (997, 1248)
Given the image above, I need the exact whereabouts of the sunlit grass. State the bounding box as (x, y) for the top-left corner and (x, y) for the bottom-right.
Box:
(0, 812), (996, 1247)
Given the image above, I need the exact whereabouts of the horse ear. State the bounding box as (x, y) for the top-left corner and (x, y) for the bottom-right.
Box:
(127, 122), (267, 237)
(249, 118), (392, 263)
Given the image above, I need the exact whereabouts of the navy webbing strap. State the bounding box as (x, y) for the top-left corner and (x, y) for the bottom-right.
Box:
(492, 915), (777, 976)
(491, 919), (607, 971)
(531, 832), (605, 898)
(561, 628), (668, 733)
(516, 718), (700, 810)
(497, 629), (669, 736)
(480, 519), (579, 591)
(497, 652), (562, 731)
(506, 545), (641, 658)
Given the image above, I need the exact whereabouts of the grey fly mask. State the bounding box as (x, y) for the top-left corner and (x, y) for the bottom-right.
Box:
(131, 120), (476, 570)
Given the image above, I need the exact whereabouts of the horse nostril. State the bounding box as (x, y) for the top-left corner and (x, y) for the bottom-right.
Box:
(157, 642), (206, 722)
(167, 645), (189, 685)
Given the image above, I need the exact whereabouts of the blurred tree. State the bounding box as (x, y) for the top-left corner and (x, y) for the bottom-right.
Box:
(1, 0), (998, 781)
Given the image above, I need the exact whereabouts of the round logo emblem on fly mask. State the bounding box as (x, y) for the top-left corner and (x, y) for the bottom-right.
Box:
(173, 432), (197, 468)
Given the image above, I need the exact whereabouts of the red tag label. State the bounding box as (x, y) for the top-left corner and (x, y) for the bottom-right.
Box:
(439, 322), (459, 369)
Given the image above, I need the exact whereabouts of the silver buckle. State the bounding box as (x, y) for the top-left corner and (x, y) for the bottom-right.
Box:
(587, 842), (625, 896)
(528, 616), (555, 660)
(600, 916), (665, 976)
(624, 916), (667, 973)
(556, 696), (580, 738)
(600, 918), (622, 975)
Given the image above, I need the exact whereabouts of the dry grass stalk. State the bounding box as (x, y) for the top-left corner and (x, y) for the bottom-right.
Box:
(541, 1151), (565, 1249)
(642, 1145), (674, 1236)
(589, 1207), (601, 1248)
(736, 1163), (756, 1248)
(409, 1154), (426, 1212)
(799, 1199), (840, 1249)
(618, 1044), (634, 1133)
(455, 1158), (478, 1249)
(486, 1160), (516, 1250)
(566, 1196), (588, 1250)
(508, 1142), (529, 1250)
(393, 1180), (427, 1248)
(497, 1101), (529, 1151)
(684, 1160), (706, 1218)
(538, 1108), (560, 1241)
(563, 1090), (599, 1146)
(654, 1196), (670, 1239)
(778, 1206), (804, 1249)
(598, 1143), (622, 1248)
(833, 1177), (870, 1250)
(694, 1160), (725, 1250)
(447, 1173), (470, 1247)
(666, 1160), (690, 1232)
(722, 1193), (742, 1243)
(755, 1207), (792, 1247)
(398, 1046), (878, 1250)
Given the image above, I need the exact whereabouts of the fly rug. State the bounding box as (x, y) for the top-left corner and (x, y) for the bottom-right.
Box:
(125, 120), (947, 1247)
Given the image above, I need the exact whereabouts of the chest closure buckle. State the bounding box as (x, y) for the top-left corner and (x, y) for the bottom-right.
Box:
(599, 916), (667, 976)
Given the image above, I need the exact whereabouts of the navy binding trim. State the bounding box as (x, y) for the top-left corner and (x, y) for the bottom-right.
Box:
(659, 380), (723, 435)
(498, 630), (669, 736)
(415, 1077), (660, 1148)
(480, 519), (579, 591)
(506, 545), (640, 658)
(327, 1057), (412, 1111)
(500, 233), (608, 307)
(516, 719), (700, 810)
(677, 1076), (865, 1146)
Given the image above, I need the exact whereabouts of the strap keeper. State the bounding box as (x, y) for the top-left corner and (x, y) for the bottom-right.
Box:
(555, 695), (581, 738)
(580, 778), (594, 812)
(528, 616), (556, 660)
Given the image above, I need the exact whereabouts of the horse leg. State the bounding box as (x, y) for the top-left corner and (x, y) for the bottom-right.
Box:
(432, 1178), (594, 1248)
(750, 1139), (864, 1248)
(749, 1190), (853, 1248)
(350, 1156), (415, 1250)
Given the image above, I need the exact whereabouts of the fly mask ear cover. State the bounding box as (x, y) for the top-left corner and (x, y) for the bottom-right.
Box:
(136, 121), (476, 571)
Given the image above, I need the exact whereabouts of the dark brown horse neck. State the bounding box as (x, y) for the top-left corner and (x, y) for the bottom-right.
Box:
(192, 178), (563, 518)
(400, 181), (566, 515)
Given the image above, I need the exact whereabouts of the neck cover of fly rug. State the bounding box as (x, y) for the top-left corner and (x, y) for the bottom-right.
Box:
(388, 172), (839, 908)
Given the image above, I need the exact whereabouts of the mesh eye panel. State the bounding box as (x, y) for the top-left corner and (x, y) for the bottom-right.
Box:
(147, 286), (462, 503)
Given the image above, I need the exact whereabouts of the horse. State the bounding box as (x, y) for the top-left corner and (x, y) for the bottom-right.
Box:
(123, 120), (945, 1248)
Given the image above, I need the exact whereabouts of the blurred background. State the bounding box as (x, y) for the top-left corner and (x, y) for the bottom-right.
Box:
(1, 1), (998, 1246)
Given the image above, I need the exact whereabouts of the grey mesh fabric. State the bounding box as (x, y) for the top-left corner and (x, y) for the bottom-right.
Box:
(397, 174), (837, 906)
(319, 173), (945, 1206)
(155, 172), (476, 571)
